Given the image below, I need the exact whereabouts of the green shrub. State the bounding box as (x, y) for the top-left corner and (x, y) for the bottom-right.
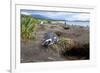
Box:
(47, 20), (51, 24)
(21, 15), (38, 40)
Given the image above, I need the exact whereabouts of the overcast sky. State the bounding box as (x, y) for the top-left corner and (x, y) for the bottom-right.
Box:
(21, 9), (90, 21)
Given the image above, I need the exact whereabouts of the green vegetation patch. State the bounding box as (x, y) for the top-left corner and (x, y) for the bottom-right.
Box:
(21, 15), (39, 40)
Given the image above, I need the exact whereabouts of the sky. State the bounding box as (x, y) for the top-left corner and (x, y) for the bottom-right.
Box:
(21, 9), (90, 21)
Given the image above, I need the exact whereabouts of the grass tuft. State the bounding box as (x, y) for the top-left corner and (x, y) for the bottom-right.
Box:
(21, 15), (38, 40)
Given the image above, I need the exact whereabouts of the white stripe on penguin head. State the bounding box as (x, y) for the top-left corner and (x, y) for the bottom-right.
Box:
(42, 39), (52, 45)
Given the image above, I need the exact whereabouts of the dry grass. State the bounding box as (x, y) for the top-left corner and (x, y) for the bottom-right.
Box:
(37, 24), (47, 31)
(49, 37), (76, 56)
(58, 37), (75, 52)
(54, 31), (65, 37)
(63, 26), (70, 30)
(50, 25), (58, 28)
(49, 37), (89, 59)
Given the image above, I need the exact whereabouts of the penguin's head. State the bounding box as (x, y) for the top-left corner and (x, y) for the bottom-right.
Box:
(42, 39), (52, 47)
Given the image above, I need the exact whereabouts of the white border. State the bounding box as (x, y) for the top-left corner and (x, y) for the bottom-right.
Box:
(11, 3), (96, 73)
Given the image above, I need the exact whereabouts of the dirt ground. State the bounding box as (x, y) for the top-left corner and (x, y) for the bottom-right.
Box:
(21, 24), (89, 63)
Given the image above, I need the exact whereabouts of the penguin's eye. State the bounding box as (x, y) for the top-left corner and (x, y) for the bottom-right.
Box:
(48, 41), (51, 44)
